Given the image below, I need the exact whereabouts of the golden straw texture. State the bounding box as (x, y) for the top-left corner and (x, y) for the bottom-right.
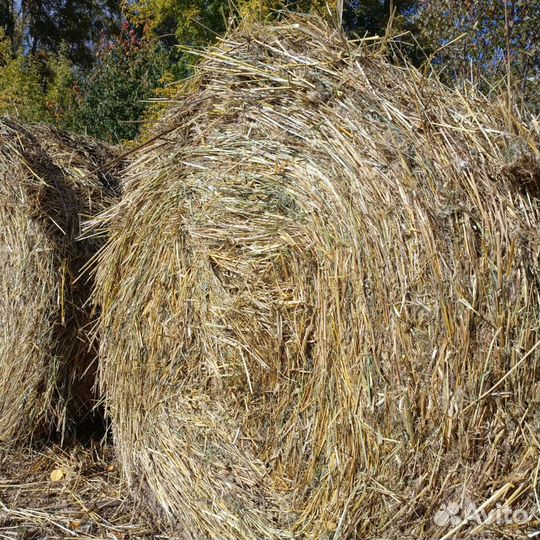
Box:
(0, 118), (118, 444)
(95, 17), (540, 539)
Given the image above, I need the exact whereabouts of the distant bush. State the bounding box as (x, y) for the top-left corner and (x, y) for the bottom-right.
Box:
(72, 23), (170, 142)
(0, 29), (78, 126)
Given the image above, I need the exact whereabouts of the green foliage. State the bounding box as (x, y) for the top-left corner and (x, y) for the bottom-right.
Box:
(122, 0), (229, 45)
(0, 51), (44, 122)
(44, 52), (79, 127)
(21, 0), (122, 67)
(123, 0), (329, 44)
(343, 0), (419, 36)
(419, 0), (540, 111)
(72, 28), (170, 142)
(0, 2), (172, 142)
(0, 0), (17, 51)
(236, 0), (285, 20)
(0, 0), (537, 139)
(235, 0), (327, 21)
(0, 28), (78, 125)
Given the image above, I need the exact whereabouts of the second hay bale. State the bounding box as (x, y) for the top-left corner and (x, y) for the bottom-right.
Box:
(0, 118), (118, 444)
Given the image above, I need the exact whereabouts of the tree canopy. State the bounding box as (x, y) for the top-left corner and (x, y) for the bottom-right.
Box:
(0, 0), (537, 142)
(420, 0), (539, 109)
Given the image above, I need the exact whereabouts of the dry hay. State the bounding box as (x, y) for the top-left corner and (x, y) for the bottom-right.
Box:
(0, 443), (159, 539)
(95, 16), (540, 539)
(0, 118), (118, 445)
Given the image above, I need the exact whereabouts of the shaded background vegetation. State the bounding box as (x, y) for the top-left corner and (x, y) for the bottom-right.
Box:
(0, 0), (537, 142)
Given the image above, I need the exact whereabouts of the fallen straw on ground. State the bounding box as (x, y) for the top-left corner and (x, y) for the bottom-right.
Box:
(0, 443), (160, 539)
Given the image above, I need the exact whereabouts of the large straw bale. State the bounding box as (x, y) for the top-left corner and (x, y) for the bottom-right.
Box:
(0, 118), (118, 444)
(95, 17), (540, 539)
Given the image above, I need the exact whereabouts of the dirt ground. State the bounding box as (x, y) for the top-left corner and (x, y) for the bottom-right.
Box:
(0, 443), (164, 540)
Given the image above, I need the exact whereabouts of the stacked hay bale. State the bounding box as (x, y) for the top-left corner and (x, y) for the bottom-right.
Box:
(0, 118), (118, 444)
(95, 17), (540, 539)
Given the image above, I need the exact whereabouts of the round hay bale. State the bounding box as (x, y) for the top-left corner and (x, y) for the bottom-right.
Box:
(95, 18), (540, 539)
(0, 118), (118, 444)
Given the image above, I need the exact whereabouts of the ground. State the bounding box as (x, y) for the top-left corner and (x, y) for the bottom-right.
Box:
(0, 444), (164, 540)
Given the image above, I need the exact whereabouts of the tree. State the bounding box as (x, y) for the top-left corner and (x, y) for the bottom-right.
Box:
(419, 0), (540, 112)
(122, 0), (229, 46)
(122, 0), (332, 44)
(20, 0), (122, 67)
(0, 27), (78, 125)
(0, 0), (17, 51)
(0, 1), (173, 140)
(342, 0), (419, 35)
(72, 21), (170, 141)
